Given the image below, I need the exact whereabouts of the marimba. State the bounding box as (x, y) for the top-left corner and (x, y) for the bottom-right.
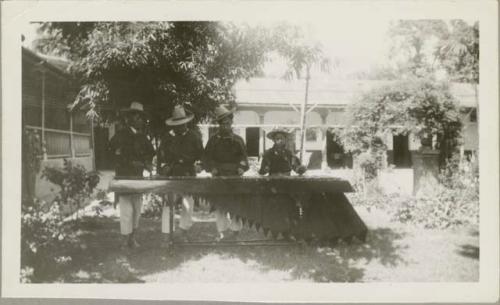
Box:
(109, 176), (368, 244)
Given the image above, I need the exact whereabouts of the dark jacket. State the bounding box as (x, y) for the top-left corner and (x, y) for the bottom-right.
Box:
(203, 132), (249, 176)
(109, 127), (155, 177)
(159, 129), (203, 177)
(259, 146), (304, 176)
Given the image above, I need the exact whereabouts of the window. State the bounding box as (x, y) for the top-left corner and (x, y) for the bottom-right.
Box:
(73, 111), (91, 133)
(306, 128), (318, 142)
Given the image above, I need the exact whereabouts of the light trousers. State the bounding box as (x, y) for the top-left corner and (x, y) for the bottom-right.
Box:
(161, 195), (194, 234)
(215, 210), (243, 233)
(119, 194), (142, 235)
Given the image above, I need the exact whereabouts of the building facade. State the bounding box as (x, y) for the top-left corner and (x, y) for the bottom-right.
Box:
(196, 78), (478, 170)
(22, 47), (94, 199)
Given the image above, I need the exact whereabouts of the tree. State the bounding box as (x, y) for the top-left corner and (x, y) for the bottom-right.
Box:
(34, 22), (274, 138)
(384, 19), (478, 84)
(435, 20), (479, 84)
(388, 20), (448, 78)
(271, 23), (331, 162)
(341, 77), (463, 171)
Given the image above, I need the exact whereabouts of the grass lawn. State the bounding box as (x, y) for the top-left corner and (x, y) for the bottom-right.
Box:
(25, 202), (479, 283)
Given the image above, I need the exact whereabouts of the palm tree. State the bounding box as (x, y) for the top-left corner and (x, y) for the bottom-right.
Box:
(274, 25), (331, 162)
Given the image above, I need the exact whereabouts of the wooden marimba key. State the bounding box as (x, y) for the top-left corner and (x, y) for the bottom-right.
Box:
(109, 176), (368, 245)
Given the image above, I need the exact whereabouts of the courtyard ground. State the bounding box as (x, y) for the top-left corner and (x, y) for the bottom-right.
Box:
(31, 202), (479, 283)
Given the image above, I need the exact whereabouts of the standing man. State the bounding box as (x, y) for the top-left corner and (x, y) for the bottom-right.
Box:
(109, 101), (154, 248)
(159, 105), (203, 244)
(259, 127), (307, 176)
(204, 105), (249, 241)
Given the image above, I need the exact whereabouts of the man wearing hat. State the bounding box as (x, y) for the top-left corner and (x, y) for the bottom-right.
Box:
(109, 101), (155, 248)
(259, 127), (306, 176)
(203, 105), (249, 241)
(159, 105), (203, 244)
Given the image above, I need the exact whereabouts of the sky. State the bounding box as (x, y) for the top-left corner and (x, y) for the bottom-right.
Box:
(241, 19), (393, 79)
(20, 19), (422, 79)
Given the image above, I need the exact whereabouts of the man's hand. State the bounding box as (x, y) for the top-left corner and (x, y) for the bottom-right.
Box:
(237, 168), (245, 176)
(160, 165), (172, 176)
(259, 166), (270, 175)
(296, 165), (307, 175)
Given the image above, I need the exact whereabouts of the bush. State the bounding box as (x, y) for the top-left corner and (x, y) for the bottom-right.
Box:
(142, 193), (164, 219)
(22, 160), (101, 282)
(42, 159), (100, 218)
(350, 154), (479, 229)
(21, 198), (71, 282)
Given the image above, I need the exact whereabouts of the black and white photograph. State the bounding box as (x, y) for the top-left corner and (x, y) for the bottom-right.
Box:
(1, 0), (498, 302)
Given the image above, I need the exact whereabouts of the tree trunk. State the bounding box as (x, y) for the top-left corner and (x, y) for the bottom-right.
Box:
(299, 66), (311, 163)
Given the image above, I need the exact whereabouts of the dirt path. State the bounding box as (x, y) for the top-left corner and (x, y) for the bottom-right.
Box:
(35, 206), (478, 283)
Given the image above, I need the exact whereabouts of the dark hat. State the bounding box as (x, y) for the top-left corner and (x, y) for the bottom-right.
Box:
(120, 101), (147, 116)
(165, 105), (194, 126)
(213, 104), (235, 122)
(267, 127), (292, 140)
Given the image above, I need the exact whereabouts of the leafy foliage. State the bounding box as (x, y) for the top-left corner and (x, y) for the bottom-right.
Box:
(42, 159), (100, 218)
(22, 160), (102, 282)
(388, 20), (448, 77)
(22, 129), (44, 174)
(21, 198), (73, 282)
(386, 19), (478, 84)
(22, 128), (45, 199)
(350, 155), (479, 229)
(34, 22), (275, 137)
(435, 20), (479, 84)
(341, 77), (462, 168)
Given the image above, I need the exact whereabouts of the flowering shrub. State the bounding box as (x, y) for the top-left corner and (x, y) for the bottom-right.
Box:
(350, 154), (479, 229)
(22, 128), (45, 200)
(21, 198), (69, 282)
(142, 193), (163, 219)
(22, 161), (101, 282)
(42, 159), (100, 218)
(356, 152), (379, 181)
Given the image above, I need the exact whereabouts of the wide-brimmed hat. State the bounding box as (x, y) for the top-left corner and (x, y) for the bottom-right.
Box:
(267, 127), (292, 140)
(165, 105), (194, 126)
(213, 105), (235, 122)
(120, 101), (147, 116)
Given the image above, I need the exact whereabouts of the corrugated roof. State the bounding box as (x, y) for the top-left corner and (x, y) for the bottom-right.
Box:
(234, 78), (477, 107)
(22, 47), (70, 75)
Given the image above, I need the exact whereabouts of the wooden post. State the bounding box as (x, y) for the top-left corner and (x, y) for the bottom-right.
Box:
(258, 112), (265, 158)
(169, 196), (174, 238)
(299, 66), (311, 163)
(90, 118), (96, 170)
(320, 112), (328, 170)
(41, 70), (47, 160)
(69, 112), (75, 158)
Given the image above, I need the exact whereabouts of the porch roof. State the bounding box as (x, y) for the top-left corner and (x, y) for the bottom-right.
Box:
(234, 78), (477, 108)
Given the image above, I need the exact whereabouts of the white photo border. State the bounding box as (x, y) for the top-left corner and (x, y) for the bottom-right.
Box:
(1, 0), (498, 302)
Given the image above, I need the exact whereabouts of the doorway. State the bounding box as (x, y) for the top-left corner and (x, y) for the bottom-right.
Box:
(393, 134), (412, 168)
(245, 127), (260, 157)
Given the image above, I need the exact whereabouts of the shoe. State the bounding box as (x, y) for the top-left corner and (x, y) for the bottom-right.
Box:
(128, 237), (140, 248)
(215, 232), (225, 242)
